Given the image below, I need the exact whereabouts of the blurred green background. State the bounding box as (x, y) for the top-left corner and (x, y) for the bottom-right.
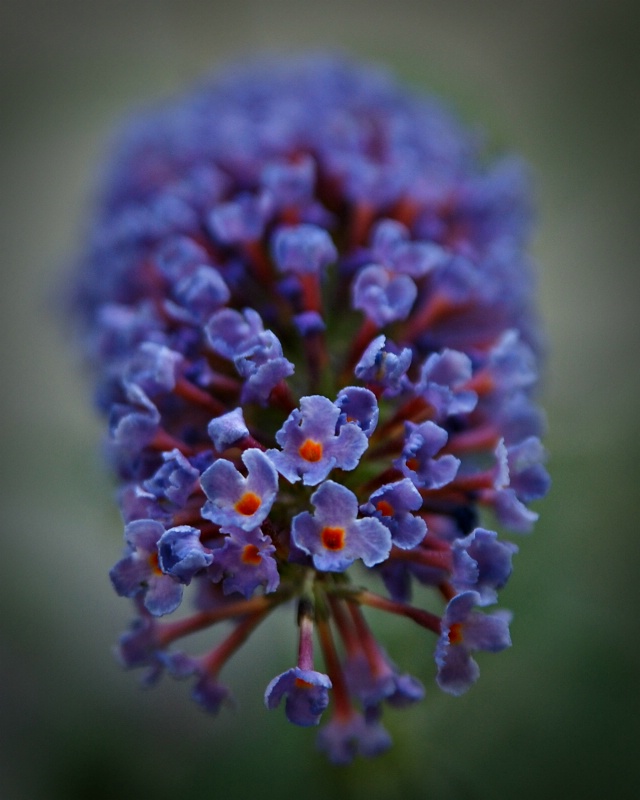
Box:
(1, 1), (638, 798)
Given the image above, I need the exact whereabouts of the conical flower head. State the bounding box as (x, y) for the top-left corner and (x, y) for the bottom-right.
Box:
(70, 54), (549, 763)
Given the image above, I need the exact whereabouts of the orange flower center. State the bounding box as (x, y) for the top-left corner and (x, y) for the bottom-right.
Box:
(375, 500), (394, 517)
(235, 491), (261, 516)
(448, 623), (464, 645)
(241, 543), (262, 565)
(299, 439), (323, 462)
(148, 552), (163, 576)
(294, 677), (314, 689)
(321, 526), (346, 551)
(406, 457), (419, 472)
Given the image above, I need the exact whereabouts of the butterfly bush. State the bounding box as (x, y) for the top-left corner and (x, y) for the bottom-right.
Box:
(70, 55), (549, 763)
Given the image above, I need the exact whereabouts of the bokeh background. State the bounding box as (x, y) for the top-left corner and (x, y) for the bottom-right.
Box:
(2, 1), (638, 798)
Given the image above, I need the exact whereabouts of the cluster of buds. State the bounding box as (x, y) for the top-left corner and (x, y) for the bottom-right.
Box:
(71, 55), (549, 763)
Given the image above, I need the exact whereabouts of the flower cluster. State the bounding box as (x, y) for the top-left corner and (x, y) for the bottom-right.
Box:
(70, 55), (549, 763)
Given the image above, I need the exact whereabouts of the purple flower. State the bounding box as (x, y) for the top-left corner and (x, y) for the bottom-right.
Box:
(267, 395), (369, 485)
(205, 308), (265, 361)
(354, 334), (412, 395)
(413, 349), (478, 420)
(291, 480), (391, 571)
(261, 155), (316, 209)
(272, 224), (337, 275)
(451, 528), (518, 605)
(478, 437), (550, 533)
(161, 651), (233, 715)
(108, 384), (160, 453)
(265, 668), (332, 726)
(172, 265), (230, 322)
(192, 672), (233, 715)
(317, 710), (392, 765)
(503, 436), (551, 502)
(143, 448), (199, 507)
(116, 614), (165, 685)
(234, 329), (295, 405)
(201, 448), (278, 531)
(119, 483), (171, 524)
(352, 264), (417, 327)
(395, 420), (461, 489)
(360, 479), (427, 550)
(293, 310), (325, 336)
(343, 648), (425, 709)
(153, 235), (212, 282)
(335, 386), (379, 437)
(205, 308), (294, 404)
(158, 525), (214, 583)
(207, 408), (249, 452)
(370, 218), (448, 277)
(124, 342), (182, 397)
(208, 191), (273, 244)
(109, 519), (183, 616)
(435, 591), (512, 695)
(208, 526), (280, 598)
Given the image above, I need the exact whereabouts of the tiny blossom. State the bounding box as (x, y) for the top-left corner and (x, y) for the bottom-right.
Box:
(172, 265), (231, 323)
(124, 342), (183, 397)
(413, 349), (478, 420)
(335, 386), (379, 437)
(344, 648), (425, 709)
(435, 591), (512, 696)
(317, 709), (392, 764)
(261, 155), (316, 208)
(144, 449), (200, 507)
(395, 420), (461, 489)
(205, 307), (265, 362)
(208, 526), (280, 598)
(291, 480), (392, 571)
(272, 224), (337, 275)
(116, 613), (175, 687)
(354, 334), (412, 395)
(360, 478), (427, 550)
(370, 219), (448, 278)
(108, 384), (160, 454)
(207, 408), (250, 452)
(234, 329), (295, 405)
(158, 525), (214, 584)
(451, 528), (518, 605)
(265, 668), (332, 727)
(69, 54), (549, 763)
(267, 395), (369, 485)
(109, 520), (182, 616)
(208, 191), (273, 245)
(352, 264), (417, 327)
(161, 652), (234, 715)
(201, 448), (278, 531)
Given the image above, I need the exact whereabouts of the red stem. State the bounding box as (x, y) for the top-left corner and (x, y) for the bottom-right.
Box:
(157, 595), (274, 646)
(317, 616), (352, 719)
(202, 608), (270, 675)
(356, 590), (441, 635)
